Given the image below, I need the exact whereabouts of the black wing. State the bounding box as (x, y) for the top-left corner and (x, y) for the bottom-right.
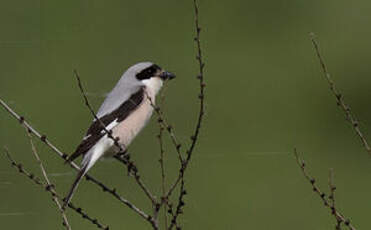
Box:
(68, 87), (145, 162)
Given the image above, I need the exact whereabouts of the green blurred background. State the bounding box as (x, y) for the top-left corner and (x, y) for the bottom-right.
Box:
(1, 0), (371, 229)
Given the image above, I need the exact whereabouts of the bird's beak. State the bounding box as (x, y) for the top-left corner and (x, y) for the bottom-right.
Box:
(159, 71), (176, 80)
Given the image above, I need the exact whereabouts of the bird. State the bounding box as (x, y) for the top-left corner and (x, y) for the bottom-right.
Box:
(63, 62), (175, 209)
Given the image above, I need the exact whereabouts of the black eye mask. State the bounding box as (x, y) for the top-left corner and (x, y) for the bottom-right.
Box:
(136, 64), (161, 80)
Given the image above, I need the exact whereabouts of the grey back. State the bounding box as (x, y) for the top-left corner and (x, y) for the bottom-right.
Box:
(96, 62), (153, 118)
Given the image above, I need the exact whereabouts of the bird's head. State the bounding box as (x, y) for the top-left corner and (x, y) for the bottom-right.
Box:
(135, 62), (175, 81)
(123, 62), (175, 93)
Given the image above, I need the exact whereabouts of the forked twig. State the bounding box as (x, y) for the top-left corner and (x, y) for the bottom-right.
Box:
(294, 149), (356, 230)
(310, 33), (371, 155)
(3, 148), (109, 230)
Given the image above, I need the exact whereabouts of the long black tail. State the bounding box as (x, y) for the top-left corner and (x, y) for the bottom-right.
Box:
(62, 165), (88, 210)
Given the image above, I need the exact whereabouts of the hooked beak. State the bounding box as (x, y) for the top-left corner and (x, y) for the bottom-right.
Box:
(159, 71), (176, 80)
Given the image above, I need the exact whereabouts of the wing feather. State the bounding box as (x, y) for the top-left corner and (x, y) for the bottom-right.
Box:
(68, 87), (145, 162)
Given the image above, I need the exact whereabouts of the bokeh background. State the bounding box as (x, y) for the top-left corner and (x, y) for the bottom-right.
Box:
(1, 1), (371, 229)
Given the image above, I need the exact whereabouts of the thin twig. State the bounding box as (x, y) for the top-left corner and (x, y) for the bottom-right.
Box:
(3, 147), (109, 230)
(156, 81), (169, 229)
(0, 98), (152, 224)
(310, 33), (371, 155)
(166, 0), (206, 197)
(73, 70), (127, 153)
(158, 127), (168, 229)
(145, 91), (183, 163)
(165, 202), (181, 230)
(168, 178), (186, 230)
(329, 169), (342, 230)
(145, 89), (183, 227)
(143, 86), (187, 227)
(294, 149), (356, 230)
(186, 0), (206, 163)
(166, 2), (205, 228)
(25, 130), (72, 230)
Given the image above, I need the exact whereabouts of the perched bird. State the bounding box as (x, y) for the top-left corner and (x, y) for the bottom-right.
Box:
(63, 62), (175, 208)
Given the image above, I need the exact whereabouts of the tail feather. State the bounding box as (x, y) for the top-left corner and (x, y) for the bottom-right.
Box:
(62, 164), (88, 210)
(63, 137), (109, 210)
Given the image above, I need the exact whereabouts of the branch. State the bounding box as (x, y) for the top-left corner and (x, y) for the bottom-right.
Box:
(25, 130), (71, 230)
(4, 148), (109, 230)
(166, 2), (206, 228)
(0, 98), (152, 224)
(144, 88), (185, 227)
(145, 91), (183, 163)
(186, 0), (206, 163)
(329, 169), (342, 230)
(168, 178), (186, 230)
(310, 33), (371, 155)
(156, 84), (169, 229)
(294, 149), (356, 230)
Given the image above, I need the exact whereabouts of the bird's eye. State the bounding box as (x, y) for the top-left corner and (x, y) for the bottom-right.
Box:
(136, 65), (159, 80)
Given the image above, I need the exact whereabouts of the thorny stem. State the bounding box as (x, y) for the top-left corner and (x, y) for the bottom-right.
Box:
(310, 33), (371, 155)
(3, 148), (109, 230)
(0, 98), (153, 226)
(294, 149), (356, 230)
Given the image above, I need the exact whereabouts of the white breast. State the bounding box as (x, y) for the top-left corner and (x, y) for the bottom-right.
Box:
(111, 89), (155, 149)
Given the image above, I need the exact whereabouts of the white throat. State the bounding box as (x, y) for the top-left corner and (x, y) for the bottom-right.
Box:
(142, 77), (163, 99)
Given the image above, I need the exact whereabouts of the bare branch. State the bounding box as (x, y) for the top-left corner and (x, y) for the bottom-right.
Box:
(329, 169), (342, 230)
(3, 147), (109, 230)
(294, 149), (356, 230)
(25, 130), (71, 230)
(156, 82), (169, 229)
(145, 90), (183, 163)
(0, 98), (152, 224)
(168, 178), (186, 230)
(1, 1), (207, 228)
(166, 2), (206, 228)
(165, 202), (181, 230)
(186, 0), (206, 163)
(145, 87), (185, 228)
(310, 33), (371, 155)
(158, 127), (168, 229)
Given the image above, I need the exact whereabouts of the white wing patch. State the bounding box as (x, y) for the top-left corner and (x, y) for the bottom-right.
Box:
(100, 119), (119, 134)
